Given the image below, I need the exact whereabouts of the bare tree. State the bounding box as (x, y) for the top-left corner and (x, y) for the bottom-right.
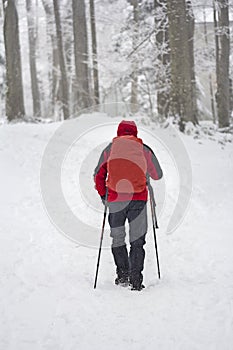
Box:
(186, 1), (198, 121)
(41, 0), (61, 116)
(203, 5), (216, 123)
(63, 0), (73, 89)
(3, 0), (25, 121)
(26, 0), (41, 116)
(154, 0), (170, 119)
(130, 0), (139, 113)
(53, 0), (69, 119)
(215, 0), (230, 128)
(213, 0), (220, 83)
(90, 0), (100, 106)
(72, 0), (90, 111)
(167, 0), (198, 129)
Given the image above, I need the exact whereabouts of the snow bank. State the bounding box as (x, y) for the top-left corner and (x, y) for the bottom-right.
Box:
(0, 115), (233, 349)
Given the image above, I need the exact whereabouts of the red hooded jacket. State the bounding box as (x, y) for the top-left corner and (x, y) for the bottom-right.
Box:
(94, 121), (163, 202)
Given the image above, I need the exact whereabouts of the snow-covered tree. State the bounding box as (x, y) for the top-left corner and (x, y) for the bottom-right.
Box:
(53, 0), (70, 119)
(90, 0), (100, 106)
(26, 0), (41, 116)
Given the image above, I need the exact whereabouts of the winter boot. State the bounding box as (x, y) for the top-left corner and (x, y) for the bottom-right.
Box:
(129, 236), (146, 291)
(130, 280), (145, 291)
(129, 272), (145, 290)
(115, 270), (129, 287)
(112, 245), (129, 286)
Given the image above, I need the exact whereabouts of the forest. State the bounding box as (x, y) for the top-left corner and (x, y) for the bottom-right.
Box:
(0, 0), (232, 131)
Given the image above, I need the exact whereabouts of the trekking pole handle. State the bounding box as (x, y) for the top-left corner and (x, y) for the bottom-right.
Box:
(147, 181), (159, 229)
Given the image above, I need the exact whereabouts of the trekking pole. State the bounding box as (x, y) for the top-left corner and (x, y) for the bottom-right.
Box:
(148, 182), (161, 279)
(94, 191), (108, 289)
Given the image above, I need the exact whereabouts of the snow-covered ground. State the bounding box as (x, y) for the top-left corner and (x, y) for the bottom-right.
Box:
(0, 114), (233, 350)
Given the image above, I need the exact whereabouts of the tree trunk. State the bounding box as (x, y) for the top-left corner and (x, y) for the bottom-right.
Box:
(167, 0), (198, 128)
(216, 0), (230, 128)
(213, 0), (220, 97)
(3, 0), (25, 121)
(203, 6), (216, 123)
(26, 0), (41, 116)
(130, 0), (139, 113)
(53, 0), (69, 119)
(186, 1), (198, 124)
(154, 0), (170, 119)
(90, 0), (100, 106)
(72, 0), (90, 111)
(41, 0), (61, 116)
(63, 2), (73, 79)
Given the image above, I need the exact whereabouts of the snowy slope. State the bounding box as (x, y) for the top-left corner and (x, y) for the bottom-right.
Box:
(0, 115), (233, 350)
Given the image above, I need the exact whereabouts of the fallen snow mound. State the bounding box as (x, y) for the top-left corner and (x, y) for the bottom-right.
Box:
(0, 114), (233, 350)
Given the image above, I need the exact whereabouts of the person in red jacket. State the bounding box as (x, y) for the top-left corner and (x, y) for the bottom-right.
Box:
(94, 120), (163, 290)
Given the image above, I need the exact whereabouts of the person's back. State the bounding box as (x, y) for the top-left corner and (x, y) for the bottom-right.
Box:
(107, 133), (147, 194)
(94, 120), (163, 290)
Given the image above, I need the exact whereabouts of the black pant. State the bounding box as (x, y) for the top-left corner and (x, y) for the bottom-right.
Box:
(108, 201), (147, 283)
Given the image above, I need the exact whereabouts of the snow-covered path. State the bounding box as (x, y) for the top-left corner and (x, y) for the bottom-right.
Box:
(0, 117), (233, 350)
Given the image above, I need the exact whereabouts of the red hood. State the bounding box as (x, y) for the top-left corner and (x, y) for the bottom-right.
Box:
(117, 120), (138, 137)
